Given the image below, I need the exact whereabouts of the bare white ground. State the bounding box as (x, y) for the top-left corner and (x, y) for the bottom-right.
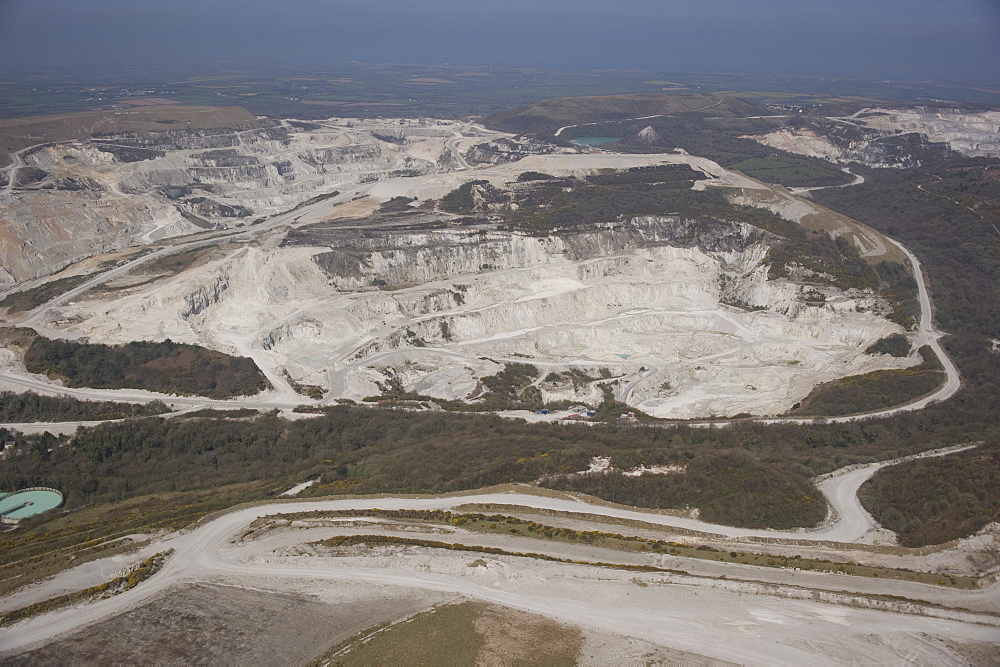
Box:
(2, 445), (996, 664)
(745, 109), (1000, 165)
(30, 215), (913, 419)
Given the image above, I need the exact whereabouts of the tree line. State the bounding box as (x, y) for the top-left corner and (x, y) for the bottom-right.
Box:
(24, 336), (270, 399)
(0, 391), (168, 422)
(1, 330), (996, 538)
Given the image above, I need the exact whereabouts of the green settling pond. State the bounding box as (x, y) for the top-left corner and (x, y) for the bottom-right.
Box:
(0, 488), (63, 521)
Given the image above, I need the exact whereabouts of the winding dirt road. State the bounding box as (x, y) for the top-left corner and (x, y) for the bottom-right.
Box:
(0, 447), (1000, 664)
(0, 140), (961, 428)
(0, 119), (987, 664)
(0, 442), (987, 660)
(0, 228), (962, 427)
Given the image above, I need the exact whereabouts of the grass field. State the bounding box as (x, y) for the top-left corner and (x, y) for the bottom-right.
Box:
(6, 62), (997, 132)
(313, 601), (581, 666)
(0, 106), (267, 167)
(729, 156), (852, 188)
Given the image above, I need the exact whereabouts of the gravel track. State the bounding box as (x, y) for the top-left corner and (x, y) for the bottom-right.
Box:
(1, 442), (990, 660)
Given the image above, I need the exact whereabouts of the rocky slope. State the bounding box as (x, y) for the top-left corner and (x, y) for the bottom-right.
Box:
(0, 118), (499, 283)
(45, 215), (911, 419)
(463, 137), (554, 165)
(746, 108), (999, 168)
(856, 108), (1000, 157)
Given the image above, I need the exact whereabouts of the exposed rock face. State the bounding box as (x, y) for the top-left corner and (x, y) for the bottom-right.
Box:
(49, 216), (910, 419)
(856, 108), (1000, 158)
(464, 137), (554, 165)
(747, 125), (949, 169)
(309, 216), (775, 293)
(746, 108), (998, 168)
(747, 128), (846, 162)
(0, 118), (496, 283)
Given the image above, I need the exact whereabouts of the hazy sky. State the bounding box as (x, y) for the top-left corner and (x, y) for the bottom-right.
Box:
(1, 0), (997, 82)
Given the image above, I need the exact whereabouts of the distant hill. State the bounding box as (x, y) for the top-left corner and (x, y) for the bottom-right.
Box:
(0, 106), (271, 168)
(484, 93), (766, 135)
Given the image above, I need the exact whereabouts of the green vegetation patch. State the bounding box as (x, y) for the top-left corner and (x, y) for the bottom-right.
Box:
(764, 233), (874, 289)
(173, 408), (259, 419)
(861, 441), (1000, 547)
(439, 180), (491, 214)
(875, 260), (920, 329)
(812, 158), (1000, 337)
(479, 362), (540, 399)
(0, 391), (169, 422)
(729, 156), (852, 188)
(377, 196), (416, 213)
(790, 346), (944, 417)
(516, 171), (555, 182)
(585, 164), (706, 187)
(313, 600), (581, 667)
(866, 333), (911, 358)
(542, 450), (826, 530)
(316, 602), (484, 666)
(23, 335), (270, 399)
(0, 274), (94, 314)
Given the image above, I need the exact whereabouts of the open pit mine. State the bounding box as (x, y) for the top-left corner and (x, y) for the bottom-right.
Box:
(0, 99), (991, 666)
(747, 107), (1000, 168)
(0, 114), (920, 419)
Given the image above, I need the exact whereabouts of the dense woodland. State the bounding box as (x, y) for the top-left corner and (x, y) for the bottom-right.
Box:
(865, 333), (911, 358)
(872, 260), (921, 329)
(2, 330), (997, 538)
(804, 151), (1000, 543)
(0, 392), (168, 422)
(859, 441), (999, 547)
(812, 157), (1000, 337)
(543, 450), (825, 529)
(23, 336), (270, 399)
(790, 346), (942, 416)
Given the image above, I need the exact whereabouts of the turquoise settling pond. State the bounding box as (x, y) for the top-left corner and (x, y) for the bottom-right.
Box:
(0, 488), (63, 521)
(571, 137), (622, 146)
